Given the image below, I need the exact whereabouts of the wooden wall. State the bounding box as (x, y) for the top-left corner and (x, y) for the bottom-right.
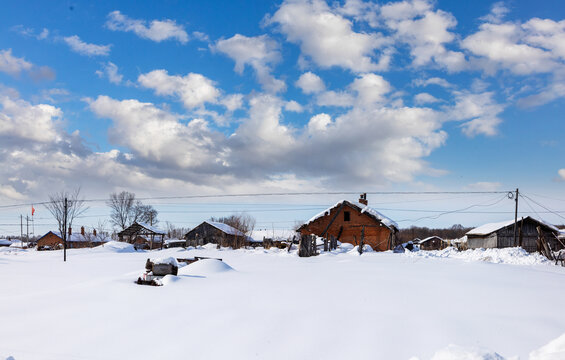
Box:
(185, 223), (241, 248)
(299, 204), (393, 251)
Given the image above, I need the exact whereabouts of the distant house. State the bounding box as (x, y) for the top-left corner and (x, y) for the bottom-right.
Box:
(0, 238), (11, 247)
(118, 222), (166, 250)
(419, 236), (446, 251)
(297, 194), (398, 251)
(184, 221), (255, 248)
(466, 216), (562, 253)
(37, 227), (109, 250)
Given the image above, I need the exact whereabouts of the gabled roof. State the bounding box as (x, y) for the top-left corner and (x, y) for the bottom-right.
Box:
(301, 200), (398, 230)
(419, 236), (444, 244)
(205, 221), (255, 241)
(466, 216), (559, 236)
(39, 231), (110, 243)
(118, 222), (166, 237)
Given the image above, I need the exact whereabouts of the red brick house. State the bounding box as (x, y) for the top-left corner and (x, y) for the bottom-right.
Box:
(298, 194), (398, 251)
(37, 227), (109, 250)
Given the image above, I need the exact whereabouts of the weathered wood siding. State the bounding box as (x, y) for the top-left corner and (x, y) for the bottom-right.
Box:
(185, 223), (241, 248)
(420, 238), (446, 251)
(299, 204), (393, 251)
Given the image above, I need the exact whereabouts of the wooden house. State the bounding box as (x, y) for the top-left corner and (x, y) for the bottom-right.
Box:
(184, 221), (255, 248)
(466, 216), (562, 253)
(118, 222), (166, 250)
(37, 227), (109, 250)
(418, 236), (446, 251)
(297, 194), (398, 251)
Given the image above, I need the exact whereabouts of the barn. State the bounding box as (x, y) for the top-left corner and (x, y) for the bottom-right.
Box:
(418, 236), (446, 250)
(37, 227), (109, 250)
(466, 216), (562, 253)
(184, 221), (255, 248)
(118, 222), (166, 250)
(297, 194), (398, 251)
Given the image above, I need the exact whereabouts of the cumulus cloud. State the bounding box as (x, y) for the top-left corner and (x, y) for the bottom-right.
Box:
(296, 72), (325, 94)
(214, 34), (285, 93)
(267, 0), (389, 72)
(446, 91), (505, 137)
(63, 35), (111, 56)
(106, 11), (188, 43)
(95, 62), (123, 84)
(414, 92), (440, 105)
(0, 49), (33, 76)
(413, 77), (453, 88)
(285, 100), (303, 112)
(138, 69), (220, 109)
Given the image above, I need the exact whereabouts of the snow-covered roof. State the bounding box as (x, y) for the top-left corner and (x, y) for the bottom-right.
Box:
(47, 231), (111, 243)
(419, 236), (444, 244)
(467, 216), (559, 236)
(0, 239), (12, 246)
(304, 200), (398, 230)
(136, 222), (166, 235)
(205, 221), (255, 241)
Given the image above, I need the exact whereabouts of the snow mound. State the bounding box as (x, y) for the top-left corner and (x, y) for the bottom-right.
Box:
(178, 259), (234, 276)
(530, 332), (565, 360)
(431, 344), (505, 360)
(151, 257), (178, 267)
(405, 246), (550, 266)
(91, 241), (136, 253)
(349, 244), (374, 254)
(161, 274), (182, 286)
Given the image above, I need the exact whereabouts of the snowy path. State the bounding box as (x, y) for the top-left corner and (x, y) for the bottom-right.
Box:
(1, 245), (564, 359)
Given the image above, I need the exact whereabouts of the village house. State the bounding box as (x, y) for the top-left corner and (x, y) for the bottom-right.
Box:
(466, 216), (562, 253)
(37, 227), (109, 250)
(297, 194), (398, 251)
(184, 221), (256, 248)
(118, 222), (166, 250)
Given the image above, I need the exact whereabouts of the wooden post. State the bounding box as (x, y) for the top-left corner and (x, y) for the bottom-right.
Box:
(518, 217), (524, 248)
(358, 225), (364, 255)
(513, 188), (519, 246)
(324, 237), (328, 252)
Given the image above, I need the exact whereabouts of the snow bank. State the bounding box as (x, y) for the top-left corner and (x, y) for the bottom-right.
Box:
(530, 332), (565, 360)
(160, 274), (182, 286)
(405, 246), (551, 266)
(91, 241), (136, 253)
(430, 344), (505, 360)
(150, 256), (179, 267)
(178, 259), (234, 276)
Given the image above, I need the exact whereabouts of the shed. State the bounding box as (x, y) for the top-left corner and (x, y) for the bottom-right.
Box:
(184, 221), (255, 248)
(466, 216), (562, 253)
(419, 236), (446, 251)
(118, 222), (166, 250)
(297, 194), (398, 251)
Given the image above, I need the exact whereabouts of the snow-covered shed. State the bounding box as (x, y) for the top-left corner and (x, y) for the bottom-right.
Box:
(419, 236), (446, 251)
(37, 227), (110, 250)
(184, 221), (255, 248)
(297, 194), (398, 251)
(466, 216), (562, 253)
(118, 222), (166, 250)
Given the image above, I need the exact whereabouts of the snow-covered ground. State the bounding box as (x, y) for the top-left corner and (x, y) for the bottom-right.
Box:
(1, 243), (565, 360)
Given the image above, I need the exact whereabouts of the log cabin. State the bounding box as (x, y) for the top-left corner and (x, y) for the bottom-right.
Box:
(297, 194), (398, 251)
(184, 221), (256, 248)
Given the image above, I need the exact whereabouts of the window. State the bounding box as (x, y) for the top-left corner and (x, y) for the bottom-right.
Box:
(344, 211), (351, 222)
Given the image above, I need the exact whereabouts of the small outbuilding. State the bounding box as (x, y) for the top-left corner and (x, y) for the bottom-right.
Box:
(118, 222), (166, 250)
(419, 236), (446, 251)
(184, 221), (255, 248)
(297, 194), (398, 251)
(466, 216), (562, 253)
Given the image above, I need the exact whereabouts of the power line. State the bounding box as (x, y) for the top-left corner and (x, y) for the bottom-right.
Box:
(521, 194), (565, 222)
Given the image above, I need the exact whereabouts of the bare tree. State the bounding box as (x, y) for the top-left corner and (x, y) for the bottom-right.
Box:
(210, 213), (256, 248)
(44, 188), (89, 238)
(107, 191), (135, 230)
(132, 202), (158, 225)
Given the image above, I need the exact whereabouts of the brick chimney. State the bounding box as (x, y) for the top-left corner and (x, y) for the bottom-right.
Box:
(68, 227), (72, 235)
(359, 193), (368, 206)
(81, 226), (85, 236)
(93, 229), (97, 237)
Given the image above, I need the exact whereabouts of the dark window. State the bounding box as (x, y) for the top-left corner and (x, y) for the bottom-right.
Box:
(344, 211), (351, 222)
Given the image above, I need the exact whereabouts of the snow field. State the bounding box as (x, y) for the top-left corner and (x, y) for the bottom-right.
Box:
(1, 245), (564, 359)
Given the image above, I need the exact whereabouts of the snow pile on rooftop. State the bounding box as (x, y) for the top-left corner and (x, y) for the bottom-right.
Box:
(178, 259), (234, 276)
(305, 200), (398, 229)
(405, 246), (551, 265)
(530, 332), (565, 360)
(90, 241), (136, 253)
(150, 256), (178, 267)
(430, 344), (505, 360)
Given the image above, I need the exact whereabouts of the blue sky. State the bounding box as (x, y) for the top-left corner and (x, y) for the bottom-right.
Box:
(1, 0), (565, 235)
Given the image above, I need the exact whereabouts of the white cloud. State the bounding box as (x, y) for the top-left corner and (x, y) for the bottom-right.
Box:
(466, 181), (502, 191)
(414, 92), (440, 105)
(447, 91), (505, 137)
(380, 0), (466, 72)
(267, 0), (389, 72)
(479, 2), (509, 24)
(285, 100), (303, 112)
(106, 11), (188, 43)
(296, 72), (325, 94)
(0, 49), (33, 76)
(413, 77), (453, 88)
(559, 169), (565, 181)
(214, 34), (285, 93)
(138, 69), (220, 109)
(95, 62), (123, 84)
(349, 73), (391, 106)
(316, 90), (355, 107)
(63, 35), (111, 56)
(220, 94), (244, 112)
(307, 113), (333, 133)
(0, 94), (61, 142)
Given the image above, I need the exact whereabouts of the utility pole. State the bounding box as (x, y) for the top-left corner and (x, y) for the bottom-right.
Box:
(63, 197), (68, 262)
(20, 215), (23, 248)
(513, 188), (519, 247)
(26, 216), (29, 245)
